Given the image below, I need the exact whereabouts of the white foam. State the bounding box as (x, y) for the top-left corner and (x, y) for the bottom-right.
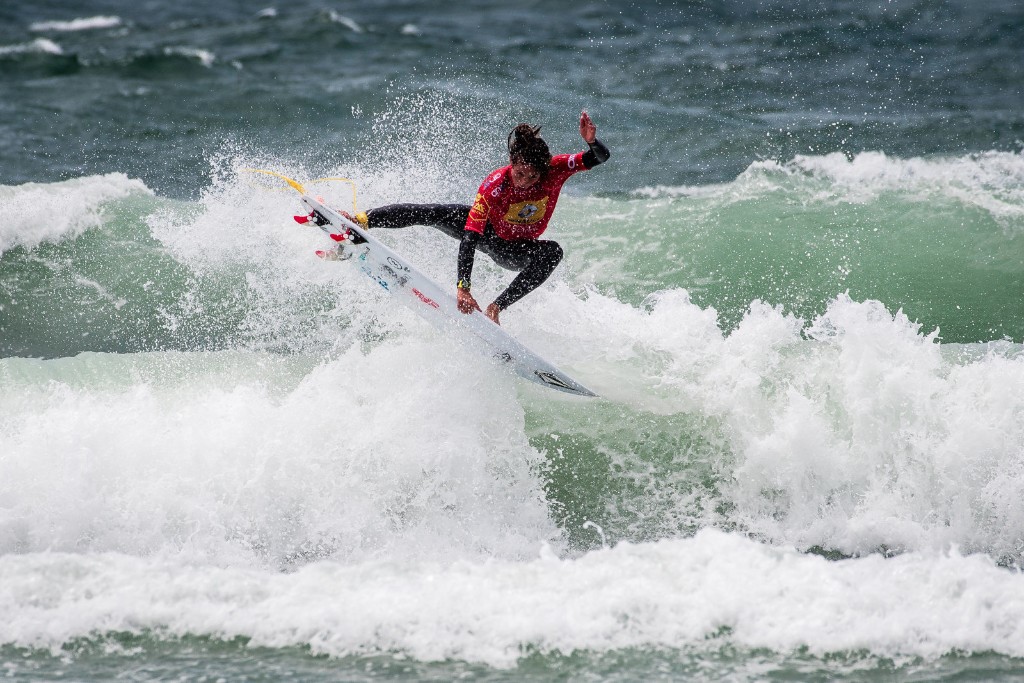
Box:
(0, 174), (152, 255)
(783, 151), (1024, 220)
(0, 346), (559, 566)
(29, 16), (122, 32)
(513, 286), (1024, 561)
(327, 11), (363, 33)
(163, 46), (215, 68)
(141, 160), (1024, 562)
(0, 38), (63, 56)
(0, 531), (1020, 667)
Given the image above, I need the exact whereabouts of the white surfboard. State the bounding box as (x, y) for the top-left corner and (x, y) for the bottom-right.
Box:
(297, 193), (597, 397)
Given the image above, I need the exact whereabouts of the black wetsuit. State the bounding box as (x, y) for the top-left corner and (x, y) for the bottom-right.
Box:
(364, 139), (609, 310)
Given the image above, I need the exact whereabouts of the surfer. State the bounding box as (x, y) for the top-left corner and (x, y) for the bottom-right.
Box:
(344, 111), (609, 324)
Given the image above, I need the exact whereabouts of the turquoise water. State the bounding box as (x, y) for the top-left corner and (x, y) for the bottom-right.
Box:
(1, 1), (1023, 680)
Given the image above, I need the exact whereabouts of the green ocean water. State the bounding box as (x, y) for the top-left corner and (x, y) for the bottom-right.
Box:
(4, 637), (1024, 682)
(568, 156), (1024, 343)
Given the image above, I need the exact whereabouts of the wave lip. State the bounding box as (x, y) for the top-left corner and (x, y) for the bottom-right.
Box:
(0, 38), (63, 56)
(29, 16), (123, 32)
(633, 150), (1024, 229)
(162, 46), (216, 68)
(0, 173), (151, 255)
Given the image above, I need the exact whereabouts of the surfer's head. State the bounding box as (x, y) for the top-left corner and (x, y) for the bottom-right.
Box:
(508, 123), (550, 188)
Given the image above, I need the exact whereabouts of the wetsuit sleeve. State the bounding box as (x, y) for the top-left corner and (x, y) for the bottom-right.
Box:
(581, 138), (610, 169)
(457, 230), (480, 287)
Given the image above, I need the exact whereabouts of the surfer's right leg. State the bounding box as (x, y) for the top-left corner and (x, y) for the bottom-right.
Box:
(363, 204), (470, 240)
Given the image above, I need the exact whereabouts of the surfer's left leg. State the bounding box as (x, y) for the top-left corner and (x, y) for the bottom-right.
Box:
(359, 204), (470, 240)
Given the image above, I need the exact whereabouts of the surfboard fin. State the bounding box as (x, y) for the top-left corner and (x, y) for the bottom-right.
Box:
(295, 210), (331, 227)
(315, 246), (351, 261)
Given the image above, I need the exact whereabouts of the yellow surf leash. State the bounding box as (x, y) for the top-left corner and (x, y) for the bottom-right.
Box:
(242, 168), (359, 214)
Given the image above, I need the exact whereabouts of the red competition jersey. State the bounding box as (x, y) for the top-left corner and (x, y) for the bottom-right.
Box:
(465, 152), (589, 240)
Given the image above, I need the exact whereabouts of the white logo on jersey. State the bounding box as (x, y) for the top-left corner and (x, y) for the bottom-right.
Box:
(517, 204), (539, 220)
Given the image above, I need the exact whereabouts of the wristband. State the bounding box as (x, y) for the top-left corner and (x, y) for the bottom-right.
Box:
(457, 279), (471, 290)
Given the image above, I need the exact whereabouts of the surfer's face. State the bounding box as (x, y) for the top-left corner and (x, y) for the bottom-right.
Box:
(510, 162), (542, 189)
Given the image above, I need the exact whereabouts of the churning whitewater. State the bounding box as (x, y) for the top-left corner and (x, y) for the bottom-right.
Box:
(2, 157), (1023, 675)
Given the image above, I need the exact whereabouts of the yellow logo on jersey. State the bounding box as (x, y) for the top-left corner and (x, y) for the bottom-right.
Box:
(504, 197), (548, 224)
(469, 193), (489, 222)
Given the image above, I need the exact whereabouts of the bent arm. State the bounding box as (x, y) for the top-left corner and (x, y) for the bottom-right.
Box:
(457, 230), (480, 290)
(456, 230), (482, 314)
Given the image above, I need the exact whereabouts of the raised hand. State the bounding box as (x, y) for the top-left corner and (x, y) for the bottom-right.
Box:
(579, 110), (597, 144)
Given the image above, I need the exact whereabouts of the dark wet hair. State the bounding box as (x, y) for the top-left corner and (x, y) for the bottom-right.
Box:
(507, 123), (551, 173)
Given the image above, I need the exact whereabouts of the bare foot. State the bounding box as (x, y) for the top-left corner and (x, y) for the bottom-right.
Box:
(485, 303), (501, 325)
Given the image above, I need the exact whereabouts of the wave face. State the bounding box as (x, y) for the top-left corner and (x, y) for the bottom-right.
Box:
(2, 151), (1021, 358)
(2, 0), (1023, 679)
